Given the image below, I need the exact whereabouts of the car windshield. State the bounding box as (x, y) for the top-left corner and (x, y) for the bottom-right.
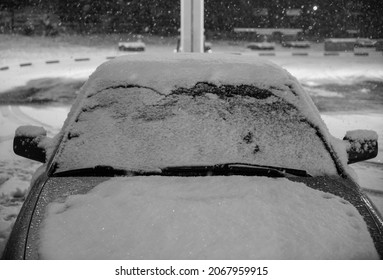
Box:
(52, 81), (338, 177)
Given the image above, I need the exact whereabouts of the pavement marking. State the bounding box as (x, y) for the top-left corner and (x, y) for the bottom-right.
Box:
(74, 58), (90, 62)
(259, 53), (276, 56)
(46, 60), (60, 64)
(1, 51), (382, 76)
(20, 63), (32, 67)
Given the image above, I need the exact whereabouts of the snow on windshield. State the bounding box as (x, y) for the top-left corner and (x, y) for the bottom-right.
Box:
(38, 176), (378, 259)
(53, 54), (339, 176)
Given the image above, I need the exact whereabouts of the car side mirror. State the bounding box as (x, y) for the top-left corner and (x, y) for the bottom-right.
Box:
(13, 126), (49, 163)
(343, 130), (378, 164)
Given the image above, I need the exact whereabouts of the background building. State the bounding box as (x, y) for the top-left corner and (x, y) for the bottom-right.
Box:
(0, 0), (381, 39)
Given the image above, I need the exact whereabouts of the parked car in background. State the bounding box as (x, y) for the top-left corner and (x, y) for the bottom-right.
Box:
(2, 54), (382, 260)
(246, 42), (275, 50)
(282, 40), (311, 48)
(118, 41), (146, 52)
(355, 38), (377, 48)
(324, 38), (377, 52)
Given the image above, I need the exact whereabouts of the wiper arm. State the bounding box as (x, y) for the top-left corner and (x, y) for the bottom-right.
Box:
(52, 165), (161, 177)
(225, 163), (312, 177)
(161, 163), (311, 178)
(52, 163), (311, 178)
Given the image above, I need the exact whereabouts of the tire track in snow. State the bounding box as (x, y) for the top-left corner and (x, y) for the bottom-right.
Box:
(362, 188), (383, 197)
(11, 106), (56, 130)
(0, 135), (13, 142)
(0, 106), (56, 144)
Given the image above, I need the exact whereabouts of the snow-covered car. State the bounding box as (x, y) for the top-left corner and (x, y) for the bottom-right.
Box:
(246, 42), (275, 50)
(118, 41), (146, 52)
(355, 38), (377, 48)
(2, 54), (382, 259)
(282, 40), (311, 48)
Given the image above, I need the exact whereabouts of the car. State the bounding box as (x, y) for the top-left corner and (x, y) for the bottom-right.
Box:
(118, 41), (146, 52)
(281, 40), (311, 48)
(355, 38), (377, 48)
(2, 53), (382, 259)
(246, 42), (275, 50)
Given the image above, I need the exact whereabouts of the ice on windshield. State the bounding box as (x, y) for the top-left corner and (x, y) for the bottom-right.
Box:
(52, 54), (338, 176)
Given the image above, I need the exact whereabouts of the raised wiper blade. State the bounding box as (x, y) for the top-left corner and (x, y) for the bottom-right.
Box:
(52, 165), (160, 177)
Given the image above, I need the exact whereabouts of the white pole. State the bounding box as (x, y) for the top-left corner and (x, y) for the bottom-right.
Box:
(181, 0), (204, 53)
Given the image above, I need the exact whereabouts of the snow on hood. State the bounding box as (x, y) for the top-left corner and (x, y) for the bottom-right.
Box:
(38, 176), (378, 259)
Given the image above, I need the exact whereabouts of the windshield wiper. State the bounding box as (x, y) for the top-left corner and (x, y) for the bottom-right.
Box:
(161, 163), (311, 178)
(52, 165), (161, 177)
(52, 163), (311, 178)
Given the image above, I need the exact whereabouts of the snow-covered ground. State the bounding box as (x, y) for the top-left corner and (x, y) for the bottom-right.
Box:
(0, 43), (382, 258)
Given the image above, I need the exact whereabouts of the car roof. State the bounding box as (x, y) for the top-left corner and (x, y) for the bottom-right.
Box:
(86, 53), (295, 93)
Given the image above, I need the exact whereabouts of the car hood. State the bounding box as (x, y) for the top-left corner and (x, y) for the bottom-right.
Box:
(29, 175), (378, 259)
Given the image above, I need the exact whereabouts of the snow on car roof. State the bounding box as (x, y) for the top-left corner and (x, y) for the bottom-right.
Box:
(52, 54), (347, 176)
(85, 53), (293, 93)
(38, 176), (378, 259)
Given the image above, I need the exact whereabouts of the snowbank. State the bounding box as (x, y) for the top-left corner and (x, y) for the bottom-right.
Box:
(39, 176), (378, 259)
